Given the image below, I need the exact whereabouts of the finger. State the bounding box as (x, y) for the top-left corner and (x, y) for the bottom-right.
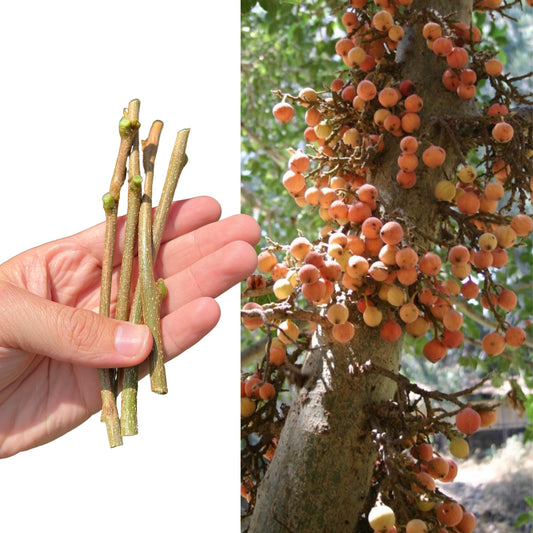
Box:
(135, 297), (220, 381)
(162, 297), (221, 360)
(0, 281), (152, 368)
(71, 196), (223, 266)
(150, 297), (222, 371)
(155, 214), (261, 279)
(160, 240), (258, 315)
(156, 196), (223, 249)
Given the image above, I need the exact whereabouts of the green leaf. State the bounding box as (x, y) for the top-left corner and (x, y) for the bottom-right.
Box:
(515, 514), (532, 528)
(241, 0), (258, 13)
(473, 11), (487, 27)
(514, 498), (533, 528)
(525, 374), (533, 389)
(259, 0), (278, 13)
(491, 373), (504, 388)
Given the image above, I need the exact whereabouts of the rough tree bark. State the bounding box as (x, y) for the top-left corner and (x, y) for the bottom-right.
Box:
(250, 326), (402, 533)
(248, 1), (475, 532)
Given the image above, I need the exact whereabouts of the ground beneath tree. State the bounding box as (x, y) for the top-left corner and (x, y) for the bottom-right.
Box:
(443, 435), (533, 532)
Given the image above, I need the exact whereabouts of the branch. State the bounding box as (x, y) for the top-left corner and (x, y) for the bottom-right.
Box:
(117, 175), (143, 436)
(116, 104), (142, 323)
(241, 305), (330, 329)
(463, 334), (533, 371)
(98, 195), (122, 447)
(98, 99), (141, 447)
(138, 121), (167, 395)
(357, 359), (492, 410)
(453, 297), (533, 351)
(109, 100), (141, 200)
(242, 283), (275, 299)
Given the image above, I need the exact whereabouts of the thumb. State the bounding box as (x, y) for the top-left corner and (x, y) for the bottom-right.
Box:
(0, 281), (153, 367)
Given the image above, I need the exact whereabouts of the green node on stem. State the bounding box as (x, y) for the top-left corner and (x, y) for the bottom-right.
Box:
(156, 278), (168, 302)
(130, 174), (143, 189)
(119, 117), (132, 137)
(119, 117), (140, 138)
(102, 192), (116, 211)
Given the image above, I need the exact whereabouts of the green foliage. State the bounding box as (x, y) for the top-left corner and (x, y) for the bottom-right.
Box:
(241, 0), (340, 245)
(515, 496), (533, 529)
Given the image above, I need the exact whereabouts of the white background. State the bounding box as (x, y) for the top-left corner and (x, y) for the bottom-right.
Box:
(0, 1), (240, 531)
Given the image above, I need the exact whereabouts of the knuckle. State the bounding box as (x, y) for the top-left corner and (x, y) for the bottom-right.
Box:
(0, 280), (21, 345)
(0, 279), (15, 305)
(57, 306), (105, 354)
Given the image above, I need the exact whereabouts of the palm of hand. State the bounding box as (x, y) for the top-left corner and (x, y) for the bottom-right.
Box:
(0, 197), (259, 456)
(0, 238), (118, 453)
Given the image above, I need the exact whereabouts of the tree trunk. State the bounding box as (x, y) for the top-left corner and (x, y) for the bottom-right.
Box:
(249, 326), (402, 533)
(248, 1), (473, 531)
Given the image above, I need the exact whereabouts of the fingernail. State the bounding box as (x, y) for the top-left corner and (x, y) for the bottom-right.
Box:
(115, 323), (150, 357)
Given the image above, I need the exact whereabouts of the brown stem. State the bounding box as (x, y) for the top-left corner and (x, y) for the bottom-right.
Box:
(116, 98), (142, 323)
(109, 99), (141, 200)
(143, 127), (190, 394)
(240, 306), (331, 329)
(356, 359), (492, 409)
(121, 120), (165, 425)
(128, 108), (141, 184)
(99, 368), (123, 447)
(453, 297), (533, 350)
(116, 176), (143, 322)
(124, 125), (190, 398)
(139, 192), (167, 394)
(118, 176), (143, 436)
(139, 120), (167, 394)
(97, 99), (140, 447)
(98, 200), (123, 448)
(116, 102), (142, 437)
(150, 128), (190, 257)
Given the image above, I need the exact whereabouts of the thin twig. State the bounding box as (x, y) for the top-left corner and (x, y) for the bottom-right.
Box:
(116, 103), (142, 323)
(138, 121), (167, 394)
(356, 359), (493, 410)
(123, 125), (190, 401)
(241, 305), (330, 329)
(144, 127), (190, 393)
(116, 105), (143, 436)
(139, 190), (167, 394)
(118, 177), (143, 436)
(121, 121), (165, 429)
(150, 128), (190, 257)
(109, 100), (141, 200)
(453, 297), (533, 350)
(98, 197), (123, 447)
(98, 99), (140, 447)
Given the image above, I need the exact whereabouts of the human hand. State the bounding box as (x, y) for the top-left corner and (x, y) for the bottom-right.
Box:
(0, 196), (260, 458)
